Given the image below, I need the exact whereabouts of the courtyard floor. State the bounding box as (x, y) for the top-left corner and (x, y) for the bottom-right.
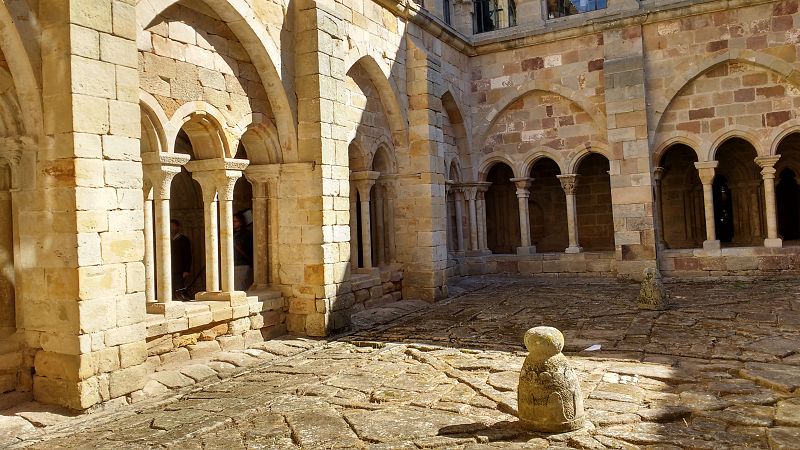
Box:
(6, 275), (800, 449)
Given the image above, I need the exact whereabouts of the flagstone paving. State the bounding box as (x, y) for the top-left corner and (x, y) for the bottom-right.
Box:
(7, 275), (800, 448)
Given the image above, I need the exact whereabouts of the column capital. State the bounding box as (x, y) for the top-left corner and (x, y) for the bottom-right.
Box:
(244, 163), (281, 185)
(755, 155), (781, 178)
(510, 177), (533, 197)
(142, 153), (189, 200)
(653, 166), (665, 182)
(557, 174), (579, 195)
(461, 185), (478, 201)
(351, 170), (380, 198)
(694, 161), (718, 185)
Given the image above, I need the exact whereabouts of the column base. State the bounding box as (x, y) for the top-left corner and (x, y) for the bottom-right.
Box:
(466, 249), (492, 257)
(146, 302), (186, 319)
(702, 240), (721, 255)
(195, 290), (248, 305)
(353, 267), (379, 276)
(764, 238), (783, 248)
(516, 246), (537, 255)
(565, 245), (583, 254)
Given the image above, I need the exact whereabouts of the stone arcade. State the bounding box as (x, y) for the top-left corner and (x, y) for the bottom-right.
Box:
(0, 0), (799, 412)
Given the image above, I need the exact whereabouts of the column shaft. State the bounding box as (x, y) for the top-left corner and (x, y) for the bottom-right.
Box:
(350, 192), (359, 267)
(454, 191), (465, 252)
(155, 195), (172, 302)
(375, 185), (385, 265)
(203, 197), (220, 292)
(558, 174), (582, 254)
(755, 156), (782, 247)
(143, 188), (155, 303)
(360, 198), (373, 269)
(251, 192), (268, 288)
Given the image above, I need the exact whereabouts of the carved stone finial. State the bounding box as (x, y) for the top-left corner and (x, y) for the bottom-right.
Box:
(638, 267), (668, 310)
(518, 326), (586, 433)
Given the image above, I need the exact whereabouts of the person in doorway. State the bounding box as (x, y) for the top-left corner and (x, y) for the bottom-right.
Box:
(170, 219), (192, 300)
(233, 211), (254, 291)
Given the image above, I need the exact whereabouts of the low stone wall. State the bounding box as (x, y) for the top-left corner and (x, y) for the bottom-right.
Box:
(350, 268), (404, 312)
(660, 246), (800, 277)
(0, 342), (28, 407)
(460, 252), (618, 277)
(144, 291), (286, 386)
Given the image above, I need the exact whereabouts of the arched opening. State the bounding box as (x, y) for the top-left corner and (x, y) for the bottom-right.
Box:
(447, 162), (461, 253)
(575, 153), (614, 251)
(0, 161), (14, 339)
(369, 147), (394, 267)
(485, 163), (519, 254)
(170, 130), (206, 299)
(528, 158), (567, 252)
(659, 144), (705, 249)
(232, 145), (254, 291)
(713, 138), (765, 246)
(776, 133), (800, 244)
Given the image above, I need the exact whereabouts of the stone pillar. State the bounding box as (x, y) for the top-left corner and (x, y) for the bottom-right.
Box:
(755, 156), (782, 248)
(694, 161), (720, 253)
(464, 185), (479, 252)
(558, 174), (582, 254)
(351, 171), (379, 271)
(511, 177), (535, 255)
(142, 181), (155, 304)
(382, 179), (397, 263)
(142, 153), (190, 308)
(245, 164), (280, 289)
(477, 182), (491, 251)
(349, 180), (359, 268)
(216, 171), (243, 293)
(375, 182), (386, 266)
(453, 187), (466, 254)
(653, 167), (666, 252)
(189, 171), (220, 293)
(187, 158), (249, 301)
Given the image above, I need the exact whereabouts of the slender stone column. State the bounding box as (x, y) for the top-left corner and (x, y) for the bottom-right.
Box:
(266, 177), (280, 284)
(755, 155), (782, 248)
(558, 174), (583, 254)
(217, 170), (243, 293)
(694, 161), (721, 252)
(383, 179), (397, 263)
(143, 180), (155, 303)
(477, 182), (491, 251)
(653, 167), (666, 251)
(375, 182), (386, 266)
(245, 164), (280, 289)
(453, 187), (465, 253)
(511, 177), (535, 255)
(191, 172), (220, 293)
(349, 181), (359, 267)
(464, 185), (479, 251)
(351, 171), (380, 270)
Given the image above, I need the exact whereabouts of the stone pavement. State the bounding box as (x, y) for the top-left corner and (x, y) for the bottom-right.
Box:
(6, 275), (800, 449)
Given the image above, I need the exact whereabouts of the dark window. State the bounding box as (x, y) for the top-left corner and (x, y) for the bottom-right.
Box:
(546, 0), (606, 19)
(473, 0), (516, 34)
(444, 0), (452, 24)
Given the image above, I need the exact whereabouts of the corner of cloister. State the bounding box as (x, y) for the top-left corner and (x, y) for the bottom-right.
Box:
(0, 0), (799, 418)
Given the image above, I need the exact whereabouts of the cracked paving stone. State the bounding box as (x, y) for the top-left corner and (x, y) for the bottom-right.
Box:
(767, 427), (800, 449)
(213, 351), (258, 367)
(740, 362), (800, 392)
(343, 406), (488, 443)
(285, 405), (361, 448)
(180, 364), (219, 382)
(150, 370), (195, 389)
(776, 397), (800, 426)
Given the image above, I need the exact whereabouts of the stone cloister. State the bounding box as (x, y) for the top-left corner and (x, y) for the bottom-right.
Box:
(0, 0), (798, 415)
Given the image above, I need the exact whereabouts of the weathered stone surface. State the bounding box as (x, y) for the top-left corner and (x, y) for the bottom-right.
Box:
(776, 398), (800, 426)
(518, 326), (585, 432)
(637, 268), (667, 310)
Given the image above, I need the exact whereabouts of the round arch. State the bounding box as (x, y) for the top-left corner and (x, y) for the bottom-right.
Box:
(706, 127), (764, 162)
(477, 153), (518, 181)
(169, 102), (232, 159)
(521, 148), (567, 176)
(652, 132), (704, 166)
(768, 119), (800, 156)
(368, 136), (397, 174)
(137, 0), (297, 160)
(346, 55), (409, 148)
(474, 81), (607, 147)
(567, 145), (613, 174)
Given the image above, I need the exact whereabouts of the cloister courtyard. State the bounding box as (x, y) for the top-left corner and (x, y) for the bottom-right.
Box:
(0, 275), (797, 449)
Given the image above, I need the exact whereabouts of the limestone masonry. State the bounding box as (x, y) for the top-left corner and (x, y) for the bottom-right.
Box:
(0, 0), (799, 410)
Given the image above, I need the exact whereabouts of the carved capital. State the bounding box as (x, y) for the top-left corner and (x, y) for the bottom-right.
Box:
(694, 161), (718, 185)
(557, 174), (579, 195)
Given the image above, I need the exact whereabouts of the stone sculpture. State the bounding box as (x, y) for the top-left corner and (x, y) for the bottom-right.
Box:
(517, 326), (585, 432)
(638, 267), (668, 310)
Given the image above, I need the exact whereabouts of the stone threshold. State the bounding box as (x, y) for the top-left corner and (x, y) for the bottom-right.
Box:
(145, 289), (284, 339)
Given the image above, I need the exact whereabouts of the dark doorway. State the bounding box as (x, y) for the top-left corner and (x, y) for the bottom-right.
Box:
(485, 163), (520, 254)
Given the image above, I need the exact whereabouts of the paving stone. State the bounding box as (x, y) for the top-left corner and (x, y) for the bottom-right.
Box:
(776, 398), (800, 426)
(150, 370), (195, 389)
(344, 406), (481, 443)
(767, 427), (800, 450)
(285, 405), (362, 448)
(179, 364), (218, 382)
(212, 351), (258, 367)
(740, 362), (800, 392)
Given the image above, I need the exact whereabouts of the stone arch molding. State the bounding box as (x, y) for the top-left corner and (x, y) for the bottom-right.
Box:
(566, 143), (613, 174)
(653, 49), (800, 136)
(477, 152), (518, 181)
(767, 118), (800, 156)
(473, 81), (608, 147)
(652, 131), (704, 166)
(137, 0), (297, 161)
(0, 1), (42, 139)
(446, 156), (463, 182)
(705, 126), (765, 162)
(346, 55), (409, 149)
(369, 135), (398, 174)
(439, 86), (475, 181)
(521, 148), (567, 176)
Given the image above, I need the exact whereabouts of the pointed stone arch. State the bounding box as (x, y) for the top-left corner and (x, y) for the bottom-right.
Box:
(441, 89), (473, 181)
(0, 2), (42, 138)
(346, 55), (408, 148)
(137, 0), (297, 161)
